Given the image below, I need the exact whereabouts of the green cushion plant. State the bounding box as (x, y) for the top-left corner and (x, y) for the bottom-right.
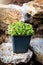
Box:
(8, 22), (35, 36)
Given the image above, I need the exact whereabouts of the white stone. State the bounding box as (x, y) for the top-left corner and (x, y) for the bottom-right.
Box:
(0, 42), (33, 64)
(30, 38), (43, 64)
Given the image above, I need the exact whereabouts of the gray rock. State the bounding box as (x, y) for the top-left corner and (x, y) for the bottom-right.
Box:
(0, 42), (33, 64)
(30, 38), (43, 64)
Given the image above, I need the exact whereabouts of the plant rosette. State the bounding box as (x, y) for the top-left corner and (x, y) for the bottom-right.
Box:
(8, 22), (35, 36)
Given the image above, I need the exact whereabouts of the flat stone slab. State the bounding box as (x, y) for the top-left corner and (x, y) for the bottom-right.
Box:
(30, 38), (43, 64)
(0, 42), (33, 64)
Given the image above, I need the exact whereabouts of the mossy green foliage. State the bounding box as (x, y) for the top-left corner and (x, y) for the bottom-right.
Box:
(8, 22), (35, 36)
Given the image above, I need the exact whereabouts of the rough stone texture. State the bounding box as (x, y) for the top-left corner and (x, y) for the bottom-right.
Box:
(30, 38), (43, 64)
(0, 4), (30, 24)
(13, 0), (32, 6)
(0, 41), (33, 64)
(0, 21), (8, 31)
(0, 6), (22, 24)
(0, 0), (43, 65)
(0, 21), (8, 44)
(35, 0), (43, 3)
(23, 1), (43, 16)
(0, 0), (32, 5)
(31, 19), (43, 38)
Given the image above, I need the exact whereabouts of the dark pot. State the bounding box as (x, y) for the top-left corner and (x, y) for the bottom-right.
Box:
(12, 36), (31, 53)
